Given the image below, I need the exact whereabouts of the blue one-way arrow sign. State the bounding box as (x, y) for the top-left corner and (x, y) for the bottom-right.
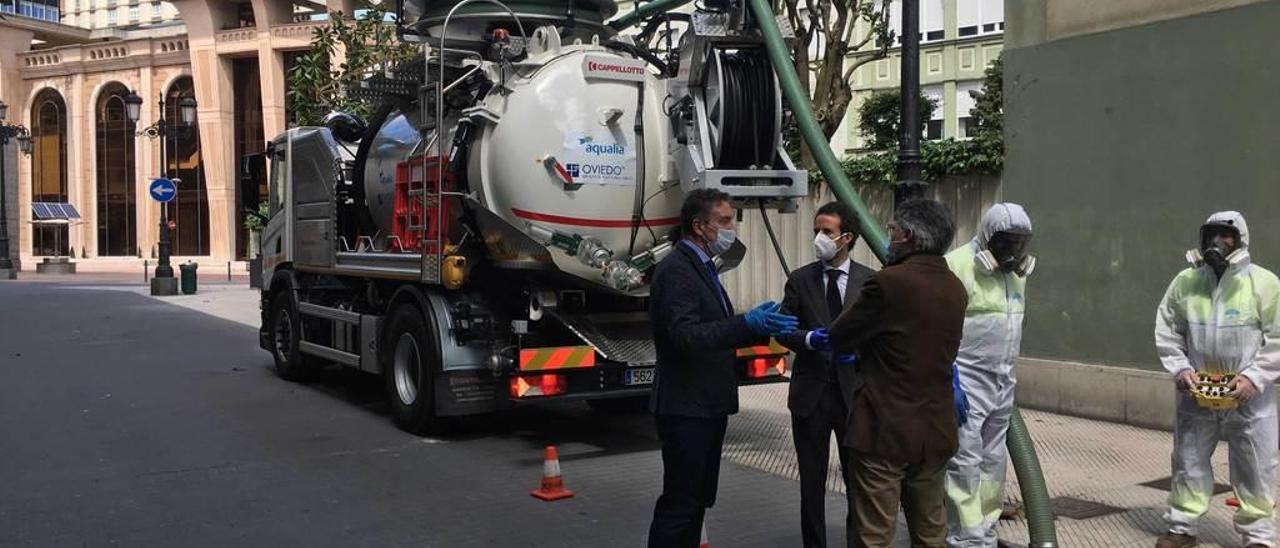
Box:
(149, 178), (177, 203)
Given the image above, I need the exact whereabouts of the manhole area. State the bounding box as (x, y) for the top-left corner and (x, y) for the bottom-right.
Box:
(1139, 476), (1232, 495)
(1050, 496), (1126, 520)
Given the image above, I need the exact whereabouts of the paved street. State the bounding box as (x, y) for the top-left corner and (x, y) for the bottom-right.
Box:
(0, 278), (847, 547)
(1, 276), (1275, 547)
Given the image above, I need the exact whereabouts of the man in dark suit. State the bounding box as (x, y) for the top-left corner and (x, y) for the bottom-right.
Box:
(648, 188), (799, 548)
(829, 199), (967, 547)
(778, 201), (875, 548)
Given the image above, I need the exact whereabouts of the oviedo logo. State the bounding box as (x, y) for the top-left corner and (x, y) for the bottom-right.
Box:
(565, 163), (626, 178)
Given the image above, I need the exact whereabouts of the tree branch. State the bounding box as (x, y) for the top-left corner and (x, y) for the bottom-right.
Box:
(842, 53), (880, 84)
(842, 0), (891, 82)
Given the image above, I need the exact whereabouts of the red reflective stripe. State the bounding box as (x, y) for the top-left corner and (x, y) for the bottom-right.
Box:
(553, 162), (575, 185)
(519, 346), (597, 371)
(519, 349), (541, 368)
(511, 208), (680, 228)
(545, 347), (575, 368)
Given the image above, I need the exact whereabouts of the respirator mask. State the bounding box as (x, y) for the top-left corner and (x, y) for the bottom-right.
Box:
(977, 231), (1035, 276)
(1197, 224), (1240, 272)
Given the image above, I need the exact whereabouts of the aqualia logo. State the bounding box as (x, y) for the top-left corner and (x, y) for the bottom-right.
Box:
(578, 136), (625, 156)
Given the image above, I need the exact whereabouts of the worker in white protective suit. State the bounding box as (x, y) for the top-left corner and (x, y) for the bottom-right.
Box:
(1154, 211), (1280, 548)
(943, 203), (1035, 548)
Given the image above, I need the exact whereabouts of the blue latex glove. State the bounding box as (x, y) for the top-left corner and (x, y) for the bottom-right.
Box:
(744, 301), (799, 336)
(835, 353), (857, 366)
(952, 363), (970, 427)
(809, 328), (831, 351)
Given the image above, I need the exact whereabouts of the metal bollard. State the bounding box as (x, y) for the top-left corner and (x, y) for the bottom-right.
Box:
(227, 261), (232, 282)
(144, 259), (149, 283)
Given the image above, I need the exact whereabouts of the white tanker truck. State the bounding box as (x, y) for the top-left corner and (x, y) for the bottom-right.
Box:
(243, 0), (807, 433)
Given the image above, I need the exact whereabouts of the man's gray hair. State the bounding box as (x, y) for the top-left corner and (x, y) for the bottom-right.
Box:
(895, 199), (956, 255)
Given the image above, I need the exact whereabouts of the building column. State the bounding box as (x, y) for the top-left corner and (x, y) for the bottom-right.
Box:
(258, 48), (286, 140)
(189, 51), (236, 263)
(0, 27), (33, 269)
(172, 0), (240, 262)
(138, 65), (157, 259)
(942, 80), (958, 138)
(69, 73), (87, 259)
(253, 0), (293, 141)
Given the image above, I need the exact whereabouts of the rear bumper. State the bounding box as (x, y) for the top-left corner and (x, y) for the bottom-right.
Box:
(507, 360), (790, 403)
(511, 386), (652, 405)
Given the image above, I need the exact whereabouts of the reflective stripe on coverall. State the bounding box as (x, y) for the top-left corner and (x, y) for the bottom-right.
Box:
(1155, 211), (1280, 546)
(944, 203), (1029, 548)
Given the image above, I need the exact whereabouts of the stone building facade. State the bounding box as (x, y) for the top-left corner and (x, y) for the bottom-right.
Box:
(0, 0), (355, 270)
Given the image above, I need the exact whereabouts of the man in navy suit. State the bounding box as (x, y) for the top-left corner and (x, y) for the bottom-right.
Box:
(779, 201), (875, 547)
(648, 188), (799, 547)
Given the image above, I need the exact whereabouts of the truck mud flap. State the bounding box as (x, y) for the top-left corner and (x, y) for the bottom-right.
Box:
(434, 369), (507, 417)
(546, 310), (656, 366)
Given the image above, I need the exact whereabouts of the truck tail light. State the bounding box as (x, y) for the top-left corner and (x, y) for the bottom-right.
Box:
(510, 374), (567, 398)
(745, 357), (787, 378)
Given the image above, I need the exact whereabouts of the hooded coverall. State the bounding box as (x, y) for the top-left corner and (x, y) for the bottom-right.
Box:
(1156, 211), (1280, 546)
(943, 203), (1032, 547)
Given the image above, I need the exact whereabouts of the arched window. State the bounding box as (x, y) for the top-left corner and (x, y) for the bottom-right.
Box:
(30, 88), (68, 256)
(164, 77), (209, 256)
(96, 83), (137, 257)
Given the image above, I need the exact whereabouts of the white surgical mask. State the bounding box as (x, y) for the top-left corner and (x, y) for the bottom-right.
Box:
(708, 228), (736, 256)
(813, 233), (844, 262)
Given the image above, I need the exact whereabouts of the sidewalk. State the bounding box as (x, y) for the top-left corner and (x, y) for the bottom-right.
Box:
(730, 388), (1256, 548)
(39, 277), (1274, 547)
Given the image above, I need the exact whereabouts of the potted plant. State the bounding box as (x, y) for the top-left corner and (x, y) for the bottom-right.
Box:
(244, 201), (268, 288)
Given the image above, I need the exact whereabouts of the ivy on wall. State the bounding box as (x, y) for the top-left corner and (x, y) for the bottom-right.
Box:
(812, 55), (1005, 187)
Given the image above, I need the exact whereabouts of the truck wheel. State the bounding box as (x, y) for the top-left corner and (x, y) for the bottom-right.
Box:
(587, 395), (650, 414)
(383, 304), (446, 435)
(268, 291), (319, 381)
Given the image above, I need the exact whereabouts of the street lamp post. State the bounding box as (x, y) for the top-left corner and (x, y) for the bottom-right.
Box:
(126, 90), (197, 296)
(895, 0), (925, 208)
(0, 100), (33, 280)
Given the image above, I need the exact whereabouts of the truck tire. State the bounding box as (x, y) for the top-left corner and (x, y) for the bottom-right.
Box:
(587, 395), (650, 414)
(382, 303), (447, 435)
(268, 291), (319, 381)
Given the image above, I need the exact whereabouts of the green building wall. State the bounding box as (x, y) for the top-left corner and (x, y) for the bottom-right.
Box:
(1004, 0), (1280, 370)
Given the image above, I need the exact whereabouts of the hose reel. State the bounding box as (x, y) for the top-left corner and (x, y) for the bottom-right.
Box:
(667, 7), (807, 205)
(701, 48), (782, 169)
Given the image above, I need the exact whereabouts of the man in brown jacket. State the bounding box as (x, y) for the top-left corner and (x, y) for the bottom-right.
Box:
(829, 198), (968, 548)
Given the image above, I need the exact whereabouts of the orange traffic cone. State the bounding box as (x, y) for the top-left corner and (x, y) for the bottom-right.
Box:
(699, 522), (709, 547)
(531, 445), (575, 501)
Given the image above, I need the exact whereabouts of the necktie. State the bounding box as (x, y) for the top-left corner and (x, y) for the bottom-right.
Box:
(706, 260), (728, 314)
(826, 269), (843, 321)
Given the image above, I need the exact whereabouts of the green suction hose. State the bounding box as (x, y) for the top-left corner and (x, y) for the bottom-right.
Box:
(744, 0), (888, 257)
(610, 0), (1058, 542)
(1008, 407), (1058, 547)
(739, 0), (1058, 544)
(606, 0), (692, 31)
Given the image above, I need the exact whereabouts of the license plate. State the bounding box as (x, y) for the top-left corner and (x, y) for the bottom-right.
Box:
(624, 368), (655, 386)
